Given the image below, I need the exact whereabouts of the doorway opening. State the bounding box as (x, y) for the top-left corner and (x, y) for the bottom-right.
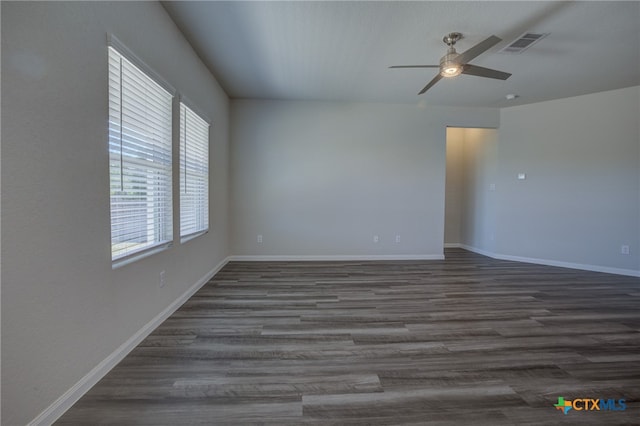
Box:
(444, 127), (498, 255)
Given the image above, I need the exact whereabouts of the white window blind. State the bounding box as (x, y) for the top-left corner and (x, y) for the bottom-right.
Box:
(179, 102), (210, 240)
(108, 46), (173, 261)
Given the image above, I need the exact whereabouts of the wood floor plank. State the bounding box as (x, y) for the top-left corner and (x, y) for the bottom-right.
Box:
(57, 249), (640, 424)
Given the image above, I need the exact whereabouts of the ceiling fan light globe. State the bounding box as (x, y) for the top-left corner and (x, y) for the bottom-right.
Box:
(440, 62), (462, 78)
(441, 66), (462, 77)
(440, 52), (462, 78)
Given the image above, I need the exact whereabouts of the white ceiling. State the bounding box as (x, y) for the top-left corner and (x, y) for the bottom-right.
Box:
(162, 1), (640, 107)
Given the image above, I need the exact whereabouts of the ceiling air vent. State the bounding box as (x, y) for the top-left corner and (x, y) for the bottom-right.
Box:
(499, 32), (549, 54)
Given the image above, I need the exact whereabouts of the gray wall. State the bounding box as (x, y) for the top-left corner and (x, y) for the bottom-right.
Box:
(444, 128), (464, 245)
(230, 100), (499, 258)
(1, 2), (229, 424)
(460, 128), (499, 253)
(496, 87), (640, 272)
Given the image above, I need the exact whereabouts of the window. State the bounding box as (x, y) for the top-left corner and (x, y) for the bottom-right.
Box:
(179, 102), (209, 240)
(108, 44), (173, 262)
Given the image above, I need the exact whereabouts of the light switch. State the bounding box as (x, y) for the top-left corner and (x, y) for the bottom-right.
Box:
(517, 173), (526, 180)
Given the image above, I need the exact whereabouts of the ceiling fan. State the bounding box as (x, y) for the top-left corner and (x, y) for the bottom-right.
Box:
(390, 32), (511, 94)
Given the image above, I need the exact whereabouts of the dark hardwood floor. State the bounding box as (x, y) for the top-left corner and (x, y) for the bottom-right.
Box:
(57, 249), (640, 425)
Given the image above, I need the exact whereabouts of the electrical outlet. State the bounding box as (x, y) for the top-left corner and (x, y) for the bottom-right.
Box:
(159, 270), (166, 288)
(621, 245), (630, 255)
(257, 234), (263, 243)
(395, 235), (401, 243)
(373, 235), (379, 243)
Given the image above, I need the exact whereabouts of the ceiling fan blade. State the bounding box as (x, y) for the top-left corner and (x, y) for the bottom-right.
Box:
(389, 65), (439, 68)
(456, 35), (502, 64)
(418, 74), (443, 95)
(462, 64), (511, 80)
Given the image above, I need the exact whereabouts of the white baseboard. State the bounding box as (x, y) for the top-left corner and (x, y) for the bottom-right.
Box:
(29, 257), (230, 426)
(458, 244), (496, 258)
(228, 254), (445, 261)
(444, 243), (461, 248)
(494, 253), (640, 278)
(459, 244), (640, 278)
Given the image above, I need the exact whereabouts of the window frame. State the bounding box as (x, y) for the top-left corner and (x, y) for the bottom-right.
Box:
(178, 97), (211, 243)
(107, 35), (176, 267)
